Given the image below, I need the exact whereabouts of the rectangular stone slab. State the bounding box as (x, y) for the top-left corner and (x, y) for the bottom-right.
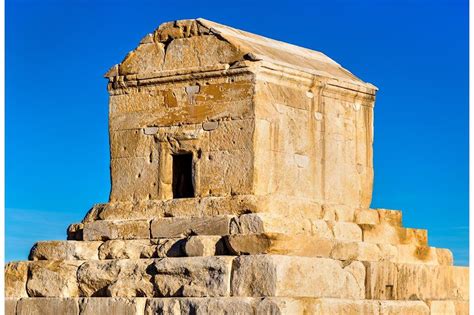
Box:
(154, 256), (234, 297)
(7, 297), (441, 315)
(150, 216), (234, 238)
(365, 261), (469, 301)
(230, 255), (366, 299)
(82, 219), (150, 241)
(29, 240), (102, 261)
(225, 233), (452, 265)
(361, 223), (427, 246)
(16, 298), (79, 315)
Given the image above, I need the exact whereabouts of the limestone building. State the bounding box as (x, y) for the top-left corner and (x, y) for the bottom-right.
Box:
(5, 19), (469, 315)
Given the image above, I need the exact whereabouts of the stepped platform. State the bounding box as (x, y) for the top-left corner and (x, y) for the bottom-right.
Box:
(5, 18), (468, 314)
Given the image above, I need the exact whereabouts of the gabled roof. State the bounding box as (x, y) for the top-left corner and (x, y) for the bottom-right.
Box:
(106, 18), (376, 90)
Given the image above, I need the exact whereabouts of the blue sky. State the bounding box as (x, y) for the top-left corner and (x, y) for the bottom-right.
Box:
(6, 0), (468, 265)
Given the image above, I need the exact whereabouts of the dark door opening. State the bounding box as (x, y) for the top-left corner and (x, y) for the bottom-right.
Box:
(172, 153), (194, 198)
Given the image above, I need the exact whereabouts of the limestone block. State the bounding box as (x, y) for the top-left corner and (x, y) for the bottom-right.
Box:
(231, 255), (365, 299)
(77, 259), (155, 297)
(237, 213), (312, 235)
(329, 221), (362, 241)
(150, 216), (232, 238)
(80, 297), (147, 315)
(364, 261), (398, 300)
(208, 119), (253, 151)
(361, 223), (427, 245)
(184, 235), (225, 256)
(98, 240), (157, 259)
(154, 256), (234, 297)
(395, 245), (439, 265)
(200, 149), (254, 196)
(162, 35), (241, 70)
(427, 300), (457, 315)
(255, 298), (306, 314)
(67, 223), (84, 240)
(110, 129), (156, 159)
(225, 233), (334, 258)
(145, 297), (256, 315)
(330, 241), (382, 262)
(119, 41), (165, 75)
(27, 261), (82, 297)
(5, 298), (18, 315)
(452, 301), (470, 315)
(377, 243), (399, 262)
(309, 298), (380, 314)
(355, 209), (379, 225)
(376, 209), (402, 226)
(29, 241), (102, 261)
(310, 220), (333, 238)
(16, 298), (79, 315)
(110, 157), (159, 202)
(323, 204), (355, 222)
(379, 301), (429, 315)
(365, 262), (469, 301)
(83, 219), (150, 241)
(5, 262), (28, 297)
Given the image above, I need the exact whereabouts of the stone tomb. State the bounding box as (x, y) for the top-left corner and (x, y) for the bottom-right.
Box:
(5, 19), (469, 315)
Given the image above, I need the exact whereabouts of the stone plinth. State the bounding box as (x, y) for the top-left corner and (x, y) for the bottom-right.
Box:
(5, 19), (468, 315)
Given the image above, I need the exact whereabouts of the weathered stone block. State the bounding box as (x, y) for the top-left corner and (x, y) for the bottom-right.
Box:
(150, 216), (233, 238)
(83, 219), (150, 241)
(27, 261), (82, 297)
(184, 235), (225, 257)
(361, 223), (427, 245)
(395, 245), (439, 265)
(330, 221), (362, 241)
(5, 262), (28, 297)
(77, 259), (155, 297)
(110, 157), (159, 202)
(5, 298), (18, 315)
(331, 241), (382, 262)
(355, 209), (379, 225)
(309, 298), (380, 314)
(80, 297), (147, 315)
(427, 300), (457, 315)
(231, 255), (365, 299)
(365, 262), (469, 301)
(154, 256), (234, 297)
(16, 298), (79, 315)
(98, 240), (156, 259)
(376, 209), (402, 226)
(379, 301), (429, 315)
(29, 241), (102, 261)
(237, 213), (313, 235)
(145, 297), (256, 315)
(225, 233), (334, 258)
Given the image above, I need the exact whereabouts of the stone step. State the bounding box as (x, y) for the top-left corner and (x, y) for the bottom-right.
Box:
(29, 234), (452, 266)
(7, 297), (467, 315)
(83, 200), (404, 227)
(74, 213), (426, 246)
(5, 256), (468, 300)
(224, 233), (451, 266)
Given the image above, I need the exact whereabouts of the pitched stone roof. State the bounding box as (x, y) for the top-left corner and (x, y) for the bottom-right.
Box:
(106, 18), (376, 90)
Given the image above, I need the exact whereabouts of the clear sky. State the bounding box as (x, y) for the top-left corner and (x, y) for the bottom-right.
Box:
(6, 0), (468, 265)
